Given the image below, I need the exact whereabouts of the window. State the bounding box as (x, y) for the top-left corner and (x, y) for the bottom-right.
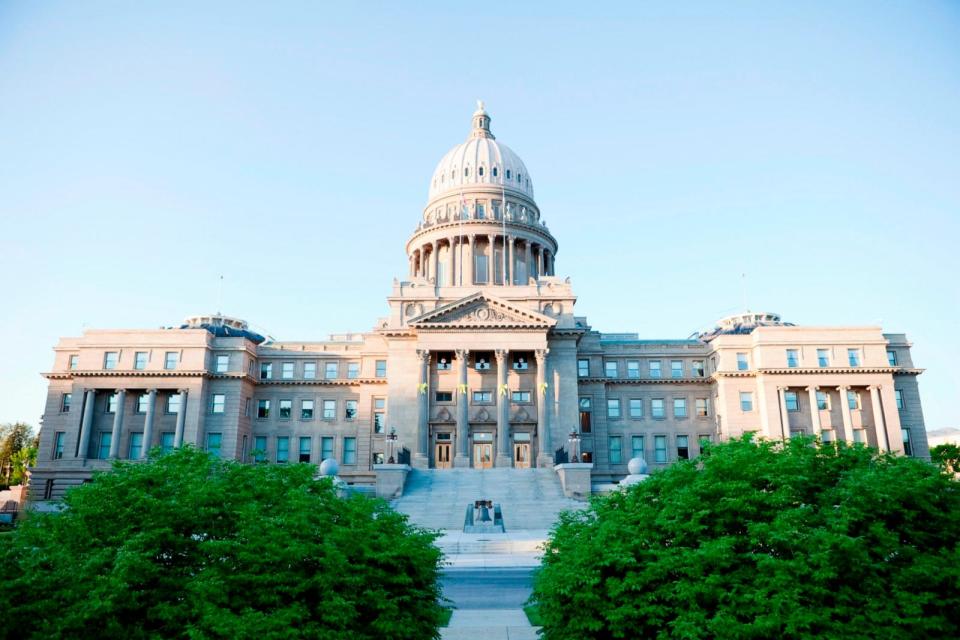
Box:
(677, 435), (689, 460)
(607, 398), (621, 419)
(786, 349), (799, 368)
(852, 429), (866, 444)
(816, 390), (829, 410)
(373, 452), (385, 465)
(736, 353), (749, 371)
(696, 398), (708, 418)
(343, 437), (357, 464)
(740, 392), (753, 412)
(164, 352), (179, 370)
(609, 436), (622, 464)
(629, 398), (643, 418)
(106, 393), (118, 414)
(512, 391), (531, 403)
(279, 399), (292, 419)
(476, 202), (485, 217)
(257, 399), (270, 419)
(895, 389), (904, 410)
(299, 437), (312, 463)
(578, 359), (590, 377)
(627, 361), (640, 379)
(651, 398), (665, 419)
(321, 437), (334, 460)
(692, 360), (705, 377)
(375, 360), (387, 377)
(206, 433), (222, 457)
(325, 362), (338, 379)
(260, 363), (273, 380)
(847, 390), (860, 410)
(673, 398), (687, 418)
(345, 400), (358, 420)
(699, 434), (712, 448)
(887, 350), (897, 366)
(160, 432), (174, 454)
(902, 429), (913, 456)
(134, 351), (148, 370)
(276, 437), (289, 463)
(671, 360), (683, 379)
(475, 355), (491, 370)
(104, 352), (118, 369)
(649, 361), (662, 378)
(347, 362), (360, 379)
(69, 354), (79, 370)
(654, 435), (667, 463)
(301, 400), (314, 420)
(323, 400), (336, 419)
(374, 398), (385, 433)
(244, 397), (251, 417)
(53, 432), (65, 459)
(473, 391), (492, 403)
(253, 436), (267, 462)
(166, 394), (180, 414)
(215, 354), (229, 373)
(513, 355), (529, 370)
(784, 391), (799, 412)
(817, 349), (830, 367)
(436, 391), (453, 402)
(605, 361), (618, 378)
(475, 254), (489, 283)
(579, 397), (592, 433)
(435, 353), (452, 371)
(631, 435), (644, 460)
(281, 362), (294, 379)
(848, 349), (860, 367)
(241, 435), (248, 462)
(211, 394), (226, 414)
(97, 432), (111, 459)
(304, 362), (317, 379)
(61, 393), (72, 412)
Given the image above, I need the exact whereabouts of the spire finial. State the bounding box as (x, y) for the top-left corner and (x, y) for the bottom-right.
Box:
(470, 100), (494, 139)
(477, 99), (485, 112)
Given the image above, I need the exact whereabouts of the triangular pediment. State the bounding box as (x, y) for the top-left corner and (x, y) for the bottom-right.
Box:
(409, 293), (556, 330)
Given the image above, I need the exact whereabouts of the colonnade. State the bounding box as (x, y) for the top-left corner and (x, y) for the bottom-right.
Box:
(75, 388), (188, 460)
(776, 384), (891, 450)
(410, 234), (555, 285)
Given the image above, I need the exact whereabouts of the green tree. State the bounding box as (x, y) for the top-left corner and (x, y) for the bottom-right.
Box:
(0, 447), (445, 640)
(0, 422), (35, 487)
(8, 444), (37, 486)
(931, 443), (960, 475)
(530, 436), (960, 639)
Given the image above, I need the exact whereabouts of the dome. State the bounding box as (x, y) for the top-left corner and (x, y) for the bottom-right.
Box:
(427, 101), (534, 203)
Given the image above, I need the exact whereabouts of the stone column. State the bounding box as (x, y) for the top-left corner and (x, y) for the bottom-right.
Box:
(507, 237), (516, 285)
(869, 385), (889, 451)
(486, 234), (496, 284)
(108, 389), (127, 458)
(776, 386), (789, 439)
(806, 386), (822, 437)
(537, 245), (544, 279)
(454, 349), (471, 468)
(430, 241), (439, 285)
(77, 389), (96, 459)
(535, 349), (552, 467)
(174, 389), (188, 447)
(525, 241), (533, 284)
(414, 349), (430, 468)
(142, 388), (157, 459)
(495, 349), (512, 467)
(543, 250), (551, 276)
(837, 385), (853, 443)
(464, 235), (475, 285)
(447, 238), (455, 287)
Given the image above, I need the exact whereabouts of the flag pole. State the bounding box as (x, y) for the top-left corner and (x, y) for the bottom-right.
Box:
(501, 182), (507, 286)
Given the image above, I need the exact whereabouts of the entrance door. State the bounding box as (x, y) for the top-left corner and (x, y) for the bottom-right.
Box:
(473, 443), (493, 469)
(435, 442), (452, 469)
(514, 442), (531, 469)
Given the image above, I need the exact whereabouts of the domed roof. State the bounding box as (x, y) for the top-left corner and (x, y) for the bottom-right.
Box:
(428, 101), (534, 202)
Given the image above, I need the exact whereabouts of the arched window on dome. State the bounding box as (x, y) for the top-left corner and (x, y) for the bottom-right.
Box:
(506, 169), (511, 180)
(478, 166), (484, 177)
(451, 170), (455, 179)
(464, 167), (470, 177)
(493, 166), (498, 177)
(518, 173), (522, 183)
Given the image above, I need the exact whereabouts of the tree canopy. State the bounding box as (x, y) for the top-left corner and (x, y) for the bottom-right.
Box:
(0, 447), (445, 640)
(0, 422), (36, 488)
(931, 443), (960, 475)
(530, 436), (960, 639)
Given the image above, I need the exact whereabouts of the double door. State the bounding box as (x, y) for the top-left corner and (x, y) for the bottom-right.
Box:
(435, 442), (452, 469)
(514, 442), (531, 469)
(472, 443), (493, 469)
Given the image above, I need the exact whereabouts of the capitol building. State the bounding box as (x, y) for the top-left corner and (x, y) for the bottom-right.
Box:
(31, 104), (930, 499)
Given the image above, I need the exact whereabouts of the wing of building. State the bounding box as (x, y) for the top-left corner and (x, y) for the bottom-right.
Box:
(31, 104), (929, 500)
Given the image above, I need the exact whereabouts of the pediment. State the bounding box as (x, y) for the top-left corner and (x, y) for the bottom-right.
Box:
(409, 293), (556, 330)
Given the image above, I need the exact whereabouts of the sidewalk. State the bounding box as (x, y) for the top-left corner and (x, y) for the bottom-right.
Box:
(441, 609), (539, 639)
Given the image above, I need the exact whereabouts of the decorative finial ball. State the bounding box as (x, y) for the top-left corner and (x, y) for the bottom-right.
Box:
(319, 458), (339, 477)
(628, 457), (648, 476)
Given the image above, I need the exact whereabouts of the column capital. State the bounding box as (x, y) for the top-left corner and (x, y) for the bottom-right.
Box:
(115, 388), (127, 395)
(867, 384), (883, 391)
(805, 385), (819, 392)
(146, 388), (158, 395)
(178, 388), (189, 395)
(494, 349), (509, 363)
(454, 349), (470, 361)
(535, 348), (548, 363)
(415, 349), (430, 363)
(836, 385), (848, 392)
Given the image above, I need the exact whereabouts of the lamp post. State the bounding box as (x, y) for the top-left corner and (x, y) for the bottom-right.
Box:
(567, 428), (581, 463)
(387, 427), (398, 464)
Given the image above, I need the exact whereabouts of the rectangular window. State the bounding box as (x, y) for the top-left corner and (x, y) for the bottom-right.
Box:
(605, 361), (618, 378)
(372, 452), (385, 465)
(323, 400), (336, 420)
(103, 351), (118, 369)
(671, 360), (683, 379)
(166, 394), (180, 414)
(435, 391), (453, 402)
(475, 354), (491, 370)
(276, 437), (289, 463)
(579, 397), (592, 433)
(244, 397), (251, 417)
(848, 349), (860, 367)
(53, 432), (65, 459)
(301, 399), (314, 420)
(816, 390), (829, 410)
(257, 399), (270, 419)
(785, 391), (799, 412)
(673, 398), (687, 418)
(677, 435), (689, 460)
(299, 437), (312, 463)
(375, 360), (387, 377)
(211, 394), (226, 414)
(895, 389), (904, 410)
(736, 353), (749, 371)
(325, 362), (338, 379)
(654, 435), (667, 463)
(740, 392), (753, 412)
(696, 398), (708, 417)
(475, 254), (489, 283)
(215, 354), (229, 373)
(627, 361), (640, 379)
(609, 436), (622, 464)
(281, 362), (294, 379)
(61, 393), (72, 412)
(578, 359), (590, 377)
(649, 361), (661, 378)
(817, 349), (830, 367)
(476, 203), (485, 218)
(106, 393), (118, 414)
(260, 363), (273, 380)
(343, 437), (357, 464)
(134, 394), (147, 414)
(69, 354), (79, 370)
(821, 430), (835, 443)
(134, 351), (148, 370)
(847, 390), (859, 410)
(97, 432), (111, 459)
(347, 362), (360, 379)
(512, 391), (531, 403)
(887, 350), (897, 366)
(241, 435), (248, 462)
(786, 349), (799, 368)
(160, 432), (174, 454)
(473, 391), (492, 403)
(692, 360), (705, 377)
(321, 437), (334, 460)
(651, 398), (665, 419)
(436, 353), (453, 371)
(629, 398), (643, 418)
(279, 399), (292, 419)
(852, 429), (866, 444)
(206, 433), (222, 457)
(374, 398), (385, 433)
(164, 351), (178, 370)
(607, 398), (621, 419)
(345, 400), (358, 420)
(631, 435), (644, 460)
(253, 436), (267, 462)
(304, 362), (317, 379)
(902, 429), (913, 456)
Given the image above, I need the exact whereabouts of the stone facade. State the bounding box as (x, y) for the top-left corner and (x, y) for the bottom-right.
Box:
(30, 104), (929, 499)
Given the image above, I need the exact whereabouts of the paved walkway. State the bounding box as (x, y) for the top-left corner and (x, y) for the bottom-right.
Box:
(440, 567), (540, 639)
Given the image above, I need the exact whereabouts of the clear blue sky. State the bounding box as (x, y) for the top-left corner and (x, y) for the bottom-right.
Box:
(1, 1), (957, 430)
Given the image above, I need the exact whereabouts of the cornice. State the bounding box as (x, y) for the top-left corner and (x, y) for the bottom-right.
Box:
(578, 377), (712, 385)
(44, 370), (209, 380)
(756, 366), (899, 375)
(254, 378), (388, 386)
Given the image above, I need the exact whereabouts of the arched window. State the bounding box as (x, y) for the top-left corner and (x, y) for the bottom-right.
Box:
(451, 170), (455, 179)
(493, 167), (498, 177)
(518, 173), (522, 182)
(465, 167), (470, 177)
(506, 169), (511, 179)
(479, 166), (484, 177)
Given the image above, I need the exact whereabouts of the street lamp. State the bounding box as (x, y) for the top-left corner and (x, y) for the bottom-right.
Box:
(386, 427), (398, 464)
(567, 428), (581, 463)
